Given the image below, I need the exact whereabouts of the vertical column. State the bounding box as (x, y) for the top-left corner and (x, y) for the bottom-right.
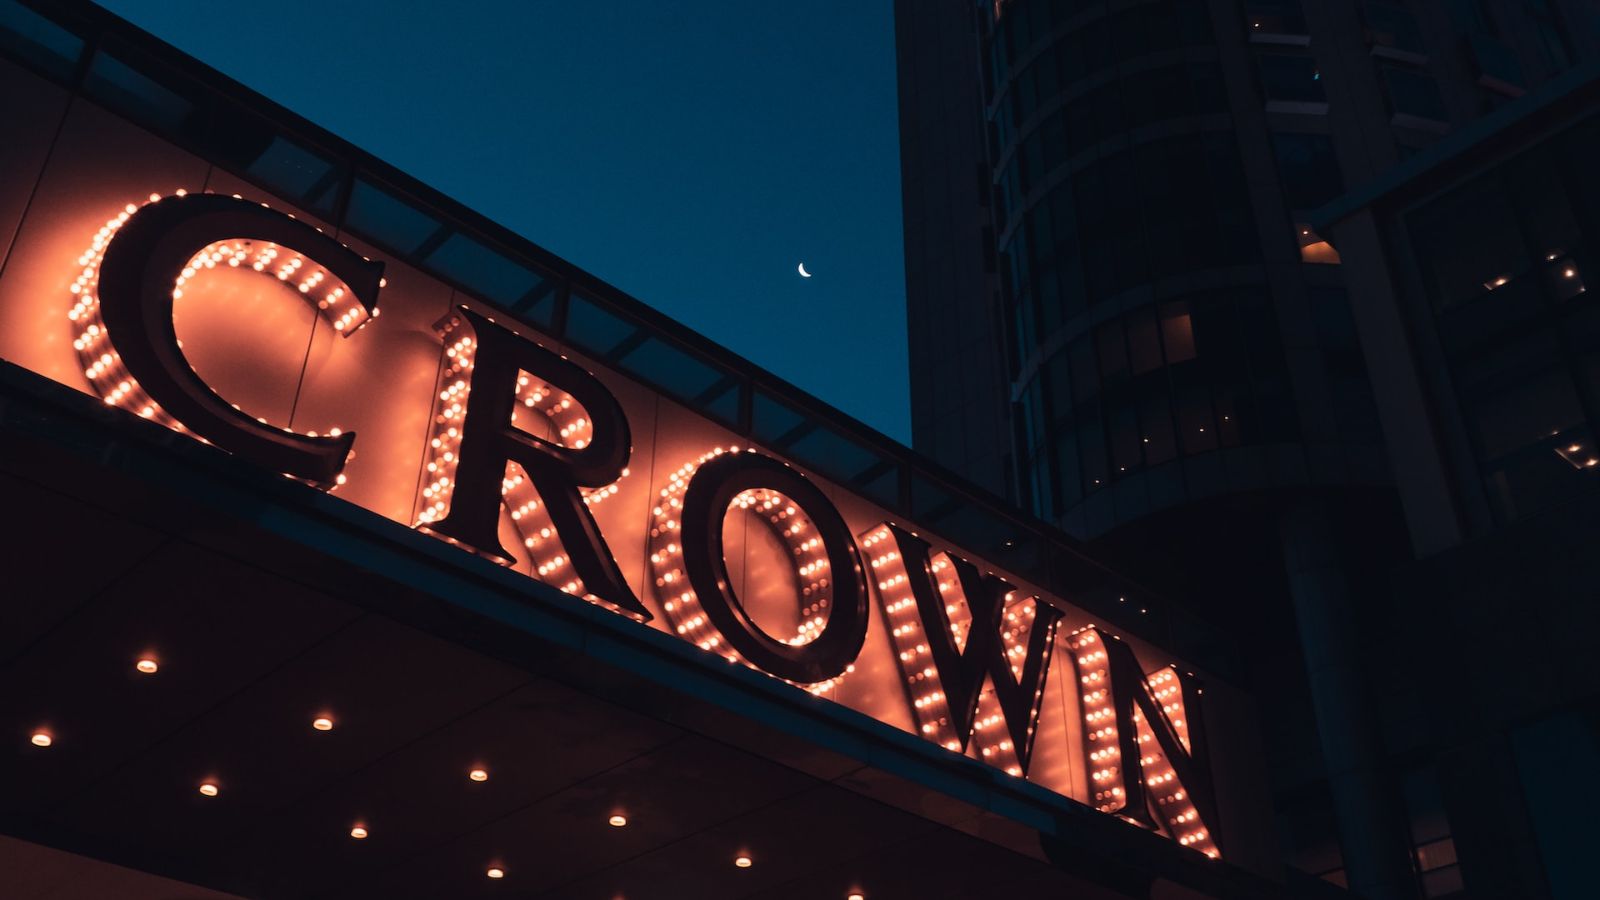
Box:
(1280, 502), (1418, 900)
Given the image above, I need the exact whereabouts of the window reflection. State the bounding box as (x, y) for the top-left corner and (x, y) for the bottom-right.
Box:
(0, 0), (82, 79)
(84, 51), (196, 135)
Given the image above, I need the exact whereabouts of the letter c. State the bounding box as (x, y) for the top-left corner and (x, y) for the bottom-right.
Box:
(96, 193), (383, 484)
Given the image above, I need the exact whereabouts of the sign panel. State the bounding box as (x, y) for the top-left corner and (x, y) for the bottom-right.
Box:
(0, 113), (1222, 858)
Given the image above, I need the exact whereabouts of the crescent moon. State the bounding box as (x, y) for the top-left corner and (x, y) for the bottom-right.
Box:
(797, 263), (812, 278)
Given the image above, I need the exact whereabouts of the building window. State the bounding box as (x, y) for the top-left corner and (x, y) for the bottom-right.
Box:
(1403, 767), (1463, 897)
(1363, 2), (1427, 61)
(1246, 0), (1309, 44)
(1297, 225), (1342, 264)
(1257, 52), (1327, 109)
(1512, 711), (1600, 900)
(1382, 66), (1450, 127)
(1272, 133), (1344, 211)
(1277, 781), (1347, 887)
(1160, 301), (1197, 363)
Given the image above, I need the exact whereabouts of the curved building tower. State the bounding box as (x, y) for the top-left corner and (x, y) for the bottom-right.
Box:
(898, 2), (1599, 898)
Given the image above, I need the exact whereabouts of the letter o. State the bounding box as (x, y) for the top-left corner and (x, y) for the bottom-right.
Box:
(675, 451), (869, 683)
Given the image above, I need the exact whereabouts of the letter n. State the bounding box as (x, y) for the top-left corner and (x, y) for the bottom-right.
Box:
(1067, 626), (1221, 858)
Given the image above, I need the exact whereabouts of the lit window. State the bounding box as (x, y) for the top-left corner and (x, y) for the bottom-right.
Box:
(1296, 226), (1341, 265)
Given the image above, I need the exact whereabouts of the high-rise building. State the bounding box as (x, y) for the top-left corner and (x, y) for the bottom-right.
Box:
(897, 2), (1600, 898)
(1314, 65), (1600, 900)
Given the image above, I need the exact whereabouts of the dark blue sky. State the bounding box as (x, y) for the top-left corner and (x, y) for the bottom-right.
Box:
(99, 0), (911, 442)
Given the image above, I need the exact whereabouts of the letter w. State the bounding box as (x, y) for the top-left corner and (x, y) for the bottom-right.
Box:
(863, 523), (1061, 775)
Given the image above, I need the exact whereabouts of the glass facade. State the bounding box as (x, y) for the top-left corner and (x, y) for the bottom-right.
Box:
(978, 0), (1393, 533)
(1405, 116), (1600, 524)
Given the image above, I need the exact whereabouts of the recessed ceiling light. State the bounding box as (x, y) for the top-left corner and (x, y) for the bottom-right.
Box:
(313, 716), (335, 732)
(350, 824), (368, 839)
(848, 893), (866, 900)
(30, 731), (52, 747)
(198, 782), (220, 797)
(469, 768), (489, 782)
(486, 867), (505, 879)
(608, 814), (627, 827)
(135, 657), (159, 674)
(734, 855), (753, 868)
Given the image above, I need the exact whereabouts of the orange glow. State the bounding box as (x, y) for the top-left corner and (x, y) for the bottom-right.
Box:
(862, 526), (1051, 775)
(416, 316), (632, 609)
(11, 182), (1232, 857)
(1299, 241), (1341, 264)
(67, 193), (365, 455)
(648, 448), (851, 695)
(1295, 225), (1340, 264)
(1067, 629), (1218, 859)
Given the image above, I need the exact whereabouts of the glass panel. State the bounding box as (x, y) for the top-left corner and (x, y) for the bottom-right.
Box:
(422, 233), (545, 307)
(613, 335), (729, 403)
(910, 474), (958, 522)
(1468, 34), (1525, 89)
(1409, 174), (1529, 311)
(566, 296), (738, 421)
(753, 391), (897, 506)
(787, 427), (883, 485)
(1127, 307), (1162, 375)
(698, 379), (741, 426)
(1161, 301), (1198, 363)
(1512, 712), (1600, 900)
(1383, 66), (1449, 123)
(565, 293), (638, 357)
(1363, 2), (1426, 55)
(346, 179), (442, 256)
(1246, 0), (1309, 35)
(1421, 866), (1463, 897)
(84, 51), (195, 134)
(0, 0), (83, 79)
(244, 136), (340, 213)
(751, 390), (806, 444)
(1257, 53), (1325, 104)
(1272, 133), (1344, 210)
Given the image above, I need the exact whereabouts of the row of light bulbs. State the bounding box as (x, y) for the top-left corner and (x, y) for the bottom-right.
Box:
(414, 316), (636, 611)
(649, 447), (850, 696)
(69, 193), (375, 457)
(1066, 630), (1218, 859)
(862, 527), (1040, 777)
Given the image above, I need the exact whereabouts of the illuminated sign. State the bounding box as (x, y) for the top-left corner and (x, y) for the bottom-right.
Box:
(8, 190), (1220, 858)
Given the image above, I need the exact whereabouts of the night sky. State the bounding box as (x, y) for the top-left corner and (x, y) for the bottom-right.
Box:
(97, 0), (912, 443)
